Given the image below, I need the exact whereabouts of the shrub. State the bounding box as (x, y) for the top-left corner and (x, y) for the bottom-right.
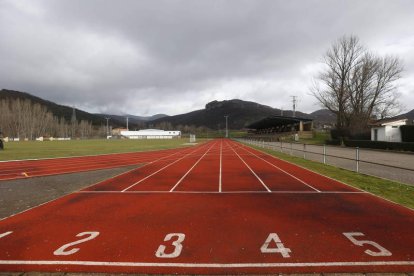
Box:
(344, 140), (414, 152)
(400, 125), (414, 142)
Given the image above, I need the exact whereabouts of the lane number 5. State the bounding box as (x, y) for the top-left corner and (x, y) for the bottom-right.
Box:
(343, 232), (391, 256)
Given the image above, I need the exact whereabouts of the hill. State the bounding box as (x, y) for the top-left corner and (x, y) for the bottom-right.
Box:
(0, 89), (108, 126)
(149, 99), (311, 130)
(97, 114), (168, 129)
(1, 89), (338, 131)
(309, 109), (336, 128)
(393, 109), (414, 120)
(0, 89), (165, 128)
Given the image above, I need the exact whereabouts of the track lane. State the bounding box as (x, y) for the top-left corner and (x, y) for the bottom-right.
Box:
(171, 142), (217, 192)
(84, 144), (210, 192)
(0, 146), (195, 181)
(229, 141), (318, 192)
(125, 142), (215, 192)
(221, 141), (268, 192)
(235, 141), (357, 192)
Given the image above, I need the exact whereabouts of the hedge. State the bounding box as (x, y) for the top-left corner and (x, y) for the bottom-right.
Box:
(400, 125), (414, 142)
(344, 140), (414, 152)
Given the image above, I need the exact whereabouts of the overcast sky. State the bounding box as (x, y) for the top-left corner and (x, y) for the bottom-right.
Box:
(1, 0), (413, 116)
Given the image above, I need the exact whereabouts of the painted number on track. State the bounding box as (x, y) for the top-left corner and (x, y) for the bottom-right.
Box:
(54, 231), (100, 256)
(155, 233), (185, 258)
(260, 233), (291, 258)
(343, 232), (392, 256)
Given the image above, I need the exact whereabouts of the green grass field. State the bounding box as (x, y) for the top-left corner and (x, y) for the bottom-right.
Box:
(0, 138), (203, 161)
(283, 131), (330, 145)
(245, 143), (414, 210)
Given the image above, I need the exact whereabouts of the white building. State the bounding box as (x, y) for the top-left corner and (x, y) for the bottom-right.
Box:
(120, 129), (181, 139)
(371, 118), (412, 142)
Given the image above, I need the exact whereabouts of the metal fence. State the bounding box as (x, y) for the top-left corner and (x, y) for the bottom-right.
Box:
(237, 138), (414, 186)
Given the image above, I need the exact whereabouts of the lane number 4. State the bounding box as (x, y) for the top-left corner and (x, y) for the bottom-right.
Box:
(260, 233), (291, 258)
(343, 232), (392, 256)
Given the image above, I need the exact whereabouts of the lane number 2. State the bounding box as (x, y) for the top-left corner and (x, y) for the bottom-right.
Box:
(155, 233), (185, 258)
(343, 232), (392, 256)
(260, 233), (291, 258)
(54, 231), (100, 256)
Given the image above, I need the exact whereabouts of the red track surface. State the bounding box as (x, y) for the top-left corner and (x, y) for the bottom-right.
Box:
(0, 147), (189, 181)
(0, 139), (413, 274)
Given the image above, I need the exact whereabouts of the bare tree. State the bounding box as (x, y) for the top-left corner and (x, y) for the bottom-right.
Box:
(347, 54), (403, 133)
(0, 98), (97, 139)
(312, 35), (403, 136)
(312, 35), (363, 130)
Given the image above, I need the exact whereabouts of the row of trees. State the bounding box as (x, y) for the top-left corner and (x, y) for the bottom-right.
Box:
(0, 98), (97, 139)
(312, 35), (403, 137)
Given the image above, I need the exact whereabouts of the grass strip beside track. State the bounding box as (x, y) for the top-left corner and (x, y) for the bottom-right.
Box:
(0, 139), (206, 161)
(244, 143), (414, 210)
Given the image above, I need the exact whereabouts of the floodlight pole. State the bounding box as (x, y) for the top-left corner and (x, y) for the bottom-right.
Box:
(290, 95), (297, 117)
(224, 115), (229, 138)
(126, 117), (129, 130)
(105, 117), (110, 137)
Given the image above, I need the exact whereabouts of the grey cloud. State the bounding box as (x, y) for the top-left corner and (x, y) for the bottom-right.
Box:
(1, 0), (413, 115)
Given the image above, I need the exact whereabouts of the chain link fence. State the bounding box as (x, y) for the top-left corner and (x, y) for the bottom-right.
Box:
(238, 138), (414, 186)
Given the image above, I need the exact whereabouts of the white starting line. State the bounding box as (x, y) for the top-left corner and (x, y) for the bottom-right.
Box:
(0, 260), (413, 268)
(77, 190), (366, 194)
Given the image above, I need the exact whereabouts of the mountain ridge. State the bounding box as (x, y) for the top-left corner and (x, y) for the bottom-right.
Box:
(1, 89), (336, 130)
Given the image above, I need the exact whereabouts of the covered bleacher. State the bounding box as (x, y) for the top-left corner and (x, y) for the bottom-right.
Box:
(246, 115), (313, 140)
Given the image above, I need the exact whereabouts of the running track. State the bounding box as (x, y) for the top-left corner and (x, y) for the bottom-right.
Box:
(0, 147), (187, 181)
(0, 139), (413, 274)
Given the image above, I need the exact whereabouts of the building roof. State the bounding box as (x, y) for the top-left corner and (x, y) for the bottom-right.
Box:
(247, 115), (313, 130)
(369, 118), (410, 127)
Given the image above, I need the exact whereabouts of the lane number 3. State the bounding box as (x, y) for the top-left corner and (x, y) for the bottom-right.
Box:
(343, 232), (392, 256)
(155, 233), (185, 258)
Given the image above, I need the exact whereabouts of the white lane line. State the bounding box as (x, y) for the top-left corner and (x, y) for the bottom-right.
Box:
(0, 231), (13, 238)
(0, 260), (412, 268)
(238, 144), (321, 193)
(227, 142), (271, 192)
(121, 144), (209, 192)
(78, 190), (365, 194)
(219, 141), (223, 193)
(169, 143), (216, 192)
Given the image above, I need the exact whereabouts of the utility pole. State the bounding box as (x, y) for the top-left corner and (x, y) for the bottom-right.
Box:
(224, 115), (229, 138)
(290, 96), (297, 117)
(126, 116), (129, 130)
(105, 117), (110, 137)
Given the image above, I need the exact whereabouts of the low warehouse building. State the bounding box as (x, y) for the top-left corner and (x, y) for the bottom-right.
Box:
(120, 129), (181, 139)
(370, 118), (413, 142)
